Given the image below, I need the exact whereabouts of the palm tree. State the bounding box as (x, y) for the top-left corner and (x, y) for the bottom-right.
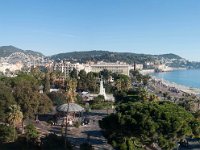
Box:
(115, 79), (122, 91)
(66, 78), (77, 103)
(50, 71), (57, 86)
(7, 105), (23, 127)
(7, 104), (23, 141)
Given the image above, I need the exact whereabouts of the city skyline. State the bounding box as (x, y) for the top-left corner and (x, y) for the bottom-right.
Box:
(1, 0), (200, 61)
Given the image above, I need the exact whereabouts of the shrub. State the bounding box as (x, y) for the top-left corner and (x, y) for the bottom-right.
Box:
(41, 133), (73, 150)
(74, 121), (81, 128)
(0, 124), (16, 143)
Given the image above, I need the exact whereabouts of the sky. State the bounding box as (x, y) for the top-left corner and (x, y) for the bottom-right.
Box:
(0, 0), (200, 61)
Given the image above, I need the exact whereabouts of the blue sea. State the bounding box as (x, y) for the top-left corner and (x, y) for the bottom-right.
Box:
(151, 69), (200, 89)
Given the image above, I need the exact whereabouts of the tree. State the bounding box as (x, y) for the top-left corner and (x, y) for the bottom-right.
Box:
(48, 91), (67, 106)
(66, 78), (77, 103)
(87, 72), (99, 93)
(30, 67), (45, 82)
(129, 69), (143, 83)
(6, 105), (23, 141)
(7, 105), (23, 127)
(25, 124), (39, 145)
(12, 74), (53, 119)
(100, 101), (200, 150)
(142, 74), (151, 86)
(77, 70), (88, 91)
(41, 133), (73, 150)
(44, 72), (50, 93)
(0, 124), (16, 143)
(70, 68), (78, 79)
(0, 82), (15, 122)
(115, 74), (131, 91)
(138, 88), (149, 102)
(51, 71), (64, 89)
(50, 71), (57, 86)
(100, 69), (111, 81)
(37, 93), (53, 114)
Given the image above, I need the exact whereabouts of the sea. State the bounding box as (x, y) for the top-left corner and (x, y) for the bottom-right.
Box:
(151, 69), (200, 89)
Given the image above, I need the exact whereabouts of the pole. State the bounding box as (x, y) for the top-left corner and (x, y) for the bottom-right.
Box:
(64, 98), (70, 148)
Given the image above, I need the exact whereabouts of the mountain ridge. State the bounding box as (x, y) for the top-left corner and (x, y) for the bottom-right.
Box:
(1, 46), (200, 69)
(50, 50), (184, 64)
(0, 45), (44, 57)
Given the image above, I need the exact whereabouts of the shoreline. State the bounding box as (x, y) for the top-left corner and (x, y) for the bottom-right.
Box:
(150, 75), (200, 96)
(140, 67), (187, 75)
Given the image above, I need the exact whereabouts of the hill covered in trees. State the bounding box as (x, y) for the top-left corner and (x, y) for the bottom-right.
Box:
(0, 46), (44, 57)
(51, 50), (183, 64)
(51, 50), (200, 69)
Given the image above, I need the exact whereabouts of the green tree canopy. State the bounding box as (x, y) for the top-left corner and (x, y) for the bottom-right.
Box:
(0, 82), (15, 121)
(25, 124), (39, 143)
(6, 105), (23, 127)
(100, 101), (200, 150)
(11, 74), (53, 119)
(86, 72), (99, 93)
(66, 78), (77, 103)
(44, 72), (50, 93)
(77, 69), (88, 91)
(0, 125), (16, 143)
(115, 74), (131, 91)
(70, 68), (78, 79)
(48, 91), (67, 106)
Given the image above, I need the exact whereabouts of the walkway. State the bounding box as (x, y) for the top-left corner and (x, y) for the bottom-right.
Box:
(50, 109), (114, 150)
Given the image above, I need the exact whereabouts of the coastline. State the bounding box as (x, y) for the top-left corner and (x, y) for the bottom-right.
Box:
(150, 75), (200, 96)
(140, 68), (200, 96)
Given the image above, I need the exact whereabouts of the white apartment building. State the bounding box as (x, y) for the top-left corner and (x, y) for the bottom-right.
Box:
(90, 61), (132, 76)
(53, 61), (143, 76)
(53, 61), (85, 75)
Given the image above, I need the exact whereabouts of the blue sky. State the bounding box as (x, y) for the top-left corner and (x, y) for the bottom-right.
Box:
(0, 0), (200, 61)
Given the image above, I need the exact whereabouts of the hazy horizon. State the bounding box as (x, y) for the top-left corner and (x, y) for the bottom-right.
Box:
(1, 0), (200, 61)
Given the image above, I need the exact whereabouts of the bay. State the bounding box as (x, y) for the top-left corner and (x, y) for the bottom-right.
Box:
(151, 69), (200, 89)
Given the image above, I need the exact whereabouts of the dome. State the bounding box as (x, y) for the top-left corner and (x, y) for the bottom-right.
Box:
(56, 103), (84, 112)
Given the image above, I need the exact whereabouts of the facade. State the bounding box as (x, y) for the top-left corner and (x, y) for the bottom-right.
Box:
(90, 62), (132, 76)
(53, 61), (85, 75)
(0, 62), (23, 73)
(53, 61), (143, 76)
(135, 64), (143, 70)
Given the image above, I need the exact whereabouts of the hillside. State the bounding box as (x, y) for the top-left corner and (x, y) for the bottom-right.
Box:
(0, 46), (44, 57)
(156, 53), (182, 60)
(1, 46), (199, 69)
(51, 50), (183, 64)
(51, 50), (200, 68)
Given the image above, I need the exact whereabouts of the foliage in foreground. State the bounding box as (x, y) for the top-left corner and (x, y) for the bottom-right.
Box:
(25, 124), (39, 142)
(0, 124), (16, 143)
(0, 132), (73, 150)
(99, 101), (200, 150)
(41, 133), (73, 150)
(80, 142), (94, 150)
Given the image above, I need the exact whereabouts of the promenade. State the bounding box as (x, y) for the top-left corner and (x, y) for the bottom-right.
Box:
(67, 110), (113, 150)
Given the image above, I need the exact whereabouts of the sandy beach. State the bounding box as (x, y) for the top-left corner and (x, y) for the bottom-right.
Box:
(150, 76), (200, 96)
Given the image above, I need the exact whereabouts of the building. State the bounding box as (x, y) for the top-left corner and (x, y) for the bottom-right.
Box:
(53, 61), (85, 75)
(90, 61), (132, 76)
(135, 64), (143, 70)
(53, 61), (143, 77)
(0, 62), (23, 74)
